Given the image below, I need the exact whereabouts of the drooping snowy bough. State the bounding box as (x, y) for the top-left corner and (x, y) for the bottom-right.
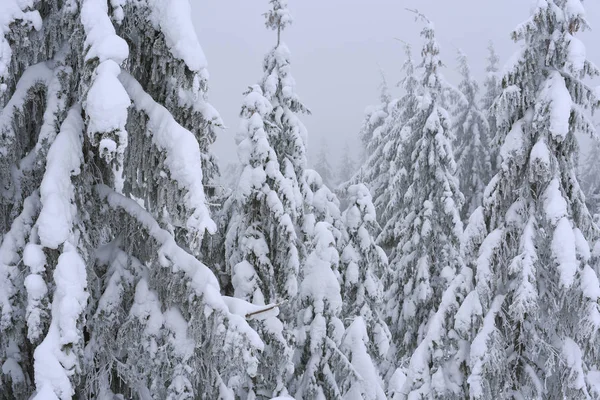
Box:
(458, 1), (600, 398)
(0, 1), (262, 399)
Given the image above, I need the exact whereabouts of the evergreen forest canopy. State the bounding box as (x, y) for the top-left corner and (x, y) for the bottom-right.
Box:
(0, 0), (599, 399)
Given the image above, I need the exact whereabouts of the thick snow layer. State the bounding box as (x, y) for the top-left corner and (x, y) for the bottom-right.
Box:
(567, 35), (586, 74)
(119, 72), (217, 235)
(581, 265), (600, 299)
(543, 178), (568, 225)
(300, 222), (342, 315)
(0, 62), (53, 152)
(0, 192), (40, 331)
(37, 107), (84, 249)
(0, 0), (42, 87)
(222, 296), (280, 321)
(33, 243), (88, 400)
(468, 295), (505, 398)
(529, 139), (550, 171)
(147, 0), (208, 72)
(85, 60), (130, 135)
(80, 0), (128, 63)
(500, 118), (525, 162)
(476, 229), (503, 298)
(552, 217), (578, 288)
(95, 185), (263, 350)
(542, 71), (572, 141)
(341, 317), (387, 400)
(562, 338), (586, 391)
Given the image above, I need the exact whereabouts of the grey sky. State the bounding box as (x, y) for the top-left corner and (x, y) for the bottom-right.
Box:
(191, 1), (600, 170)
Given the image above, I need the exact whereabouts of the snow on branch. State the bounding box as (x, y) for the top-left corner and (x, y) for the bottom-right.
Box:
(95, 184), (262, 349)
(0, 62), (53, 151)
(0, 0), (42, 91)
(118, 72), (217, 236)
(37, 107), (84, 249)
(146, 0), (208, 73)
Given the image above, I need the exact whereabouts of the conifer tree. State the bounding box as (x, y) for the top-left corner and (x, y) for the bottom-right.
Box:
(453, 51), (493, 220)
(360, 71), (393, 160)
(291, 221), (345, 399)
(314, 138), (335, 188)
(383, 12), (465, 376)
(579, 139), (600, 216)
(460, 1), (600, 397)
(481, 42), (501, 170)
(337, 184), (389, 399)
(261, 0), (309, 221)
(224, 85), (299, 398)
(337, 142), (356, 186)
(356, 44), (418, 233)
(0, 1), (262, 399)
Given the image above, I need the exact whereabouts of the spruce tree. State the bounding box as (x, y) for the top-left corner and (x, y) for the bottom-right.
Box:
(353, 44), (418, 237)
(337, 142), (356, 186)
(224, 85), (299, 398)
(481, 42), (501, 171)
(579, 140), (600, 216)
(383, 12), (465, 378)
(360, 71), (393, 160)
(453, 51), (493, 220)
(337, 184), (389, 399)
(0, 1), (261, 399)
(314, 138), (335, 188)
(460, 1), (600, 397)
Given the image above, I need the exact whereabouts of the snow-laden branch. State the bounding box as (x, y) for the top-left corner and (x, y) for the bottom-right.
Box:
(95, 184), (262, 349)
(0, 62), (53, 151)
(37, 107), (84, 249)
(118, 72), (217, 236)
(0, 0), (41, 90)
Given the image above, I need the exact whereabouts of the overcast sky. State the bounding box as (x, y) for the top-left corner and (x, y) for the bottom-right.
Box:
(191, 1), (600, 170)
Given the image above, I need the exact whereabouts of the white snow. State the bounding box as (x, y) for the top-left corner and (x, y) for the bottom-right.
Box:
(580, 265), (600, 299)
(341, 317), (387, 400)
(119, 72), (217, 236)
(147, 0), (208, 72)
(32, 243), (88, 400)
(562, 338), (586, 391)
(80, 0), (128, 64)
(468, 295), (505, 398)
(95, 185), (263, 350)
(0, 192), (40, 331)
(0, 62), (53, 154)
(542, 71), (572, 141)
(37, 107), (84, 249)
(85, 60), (130, 133)
(0, 0), (42, 88)
(552, 217), (578, 288)
(499, 117), (525, 162)
(543, 178), (568, 225)
(566, 35), (586, 74)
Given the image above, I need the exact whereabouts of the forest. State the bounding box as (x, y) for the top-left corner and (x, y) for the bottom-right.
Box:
(1, 0), (600, 399)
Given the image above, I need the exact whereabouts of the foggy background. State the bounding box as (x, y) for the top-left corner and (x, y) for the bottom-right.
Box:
(191, 1), (600, 171)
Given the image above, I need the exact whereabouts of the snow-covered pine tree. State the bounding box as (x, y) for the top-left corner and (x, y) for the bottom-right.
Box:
(337, 142), (356, 186)
(337, 184), (389, 400)
(453, 50), (493, 220)
(383, 12), (465, 376)
(291, 220), (346, 399)
(460, 1), (600, 398)
(261, 0), (309, 224)
(223, 85), (299, 398)
(353, 44), (418, 238)
(0, 1), (263, 399)
(481, 42), (501, 171)
(579, 139), (600, 216)
(314, 137), (335, 188)
(360, 71), (393, 161)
